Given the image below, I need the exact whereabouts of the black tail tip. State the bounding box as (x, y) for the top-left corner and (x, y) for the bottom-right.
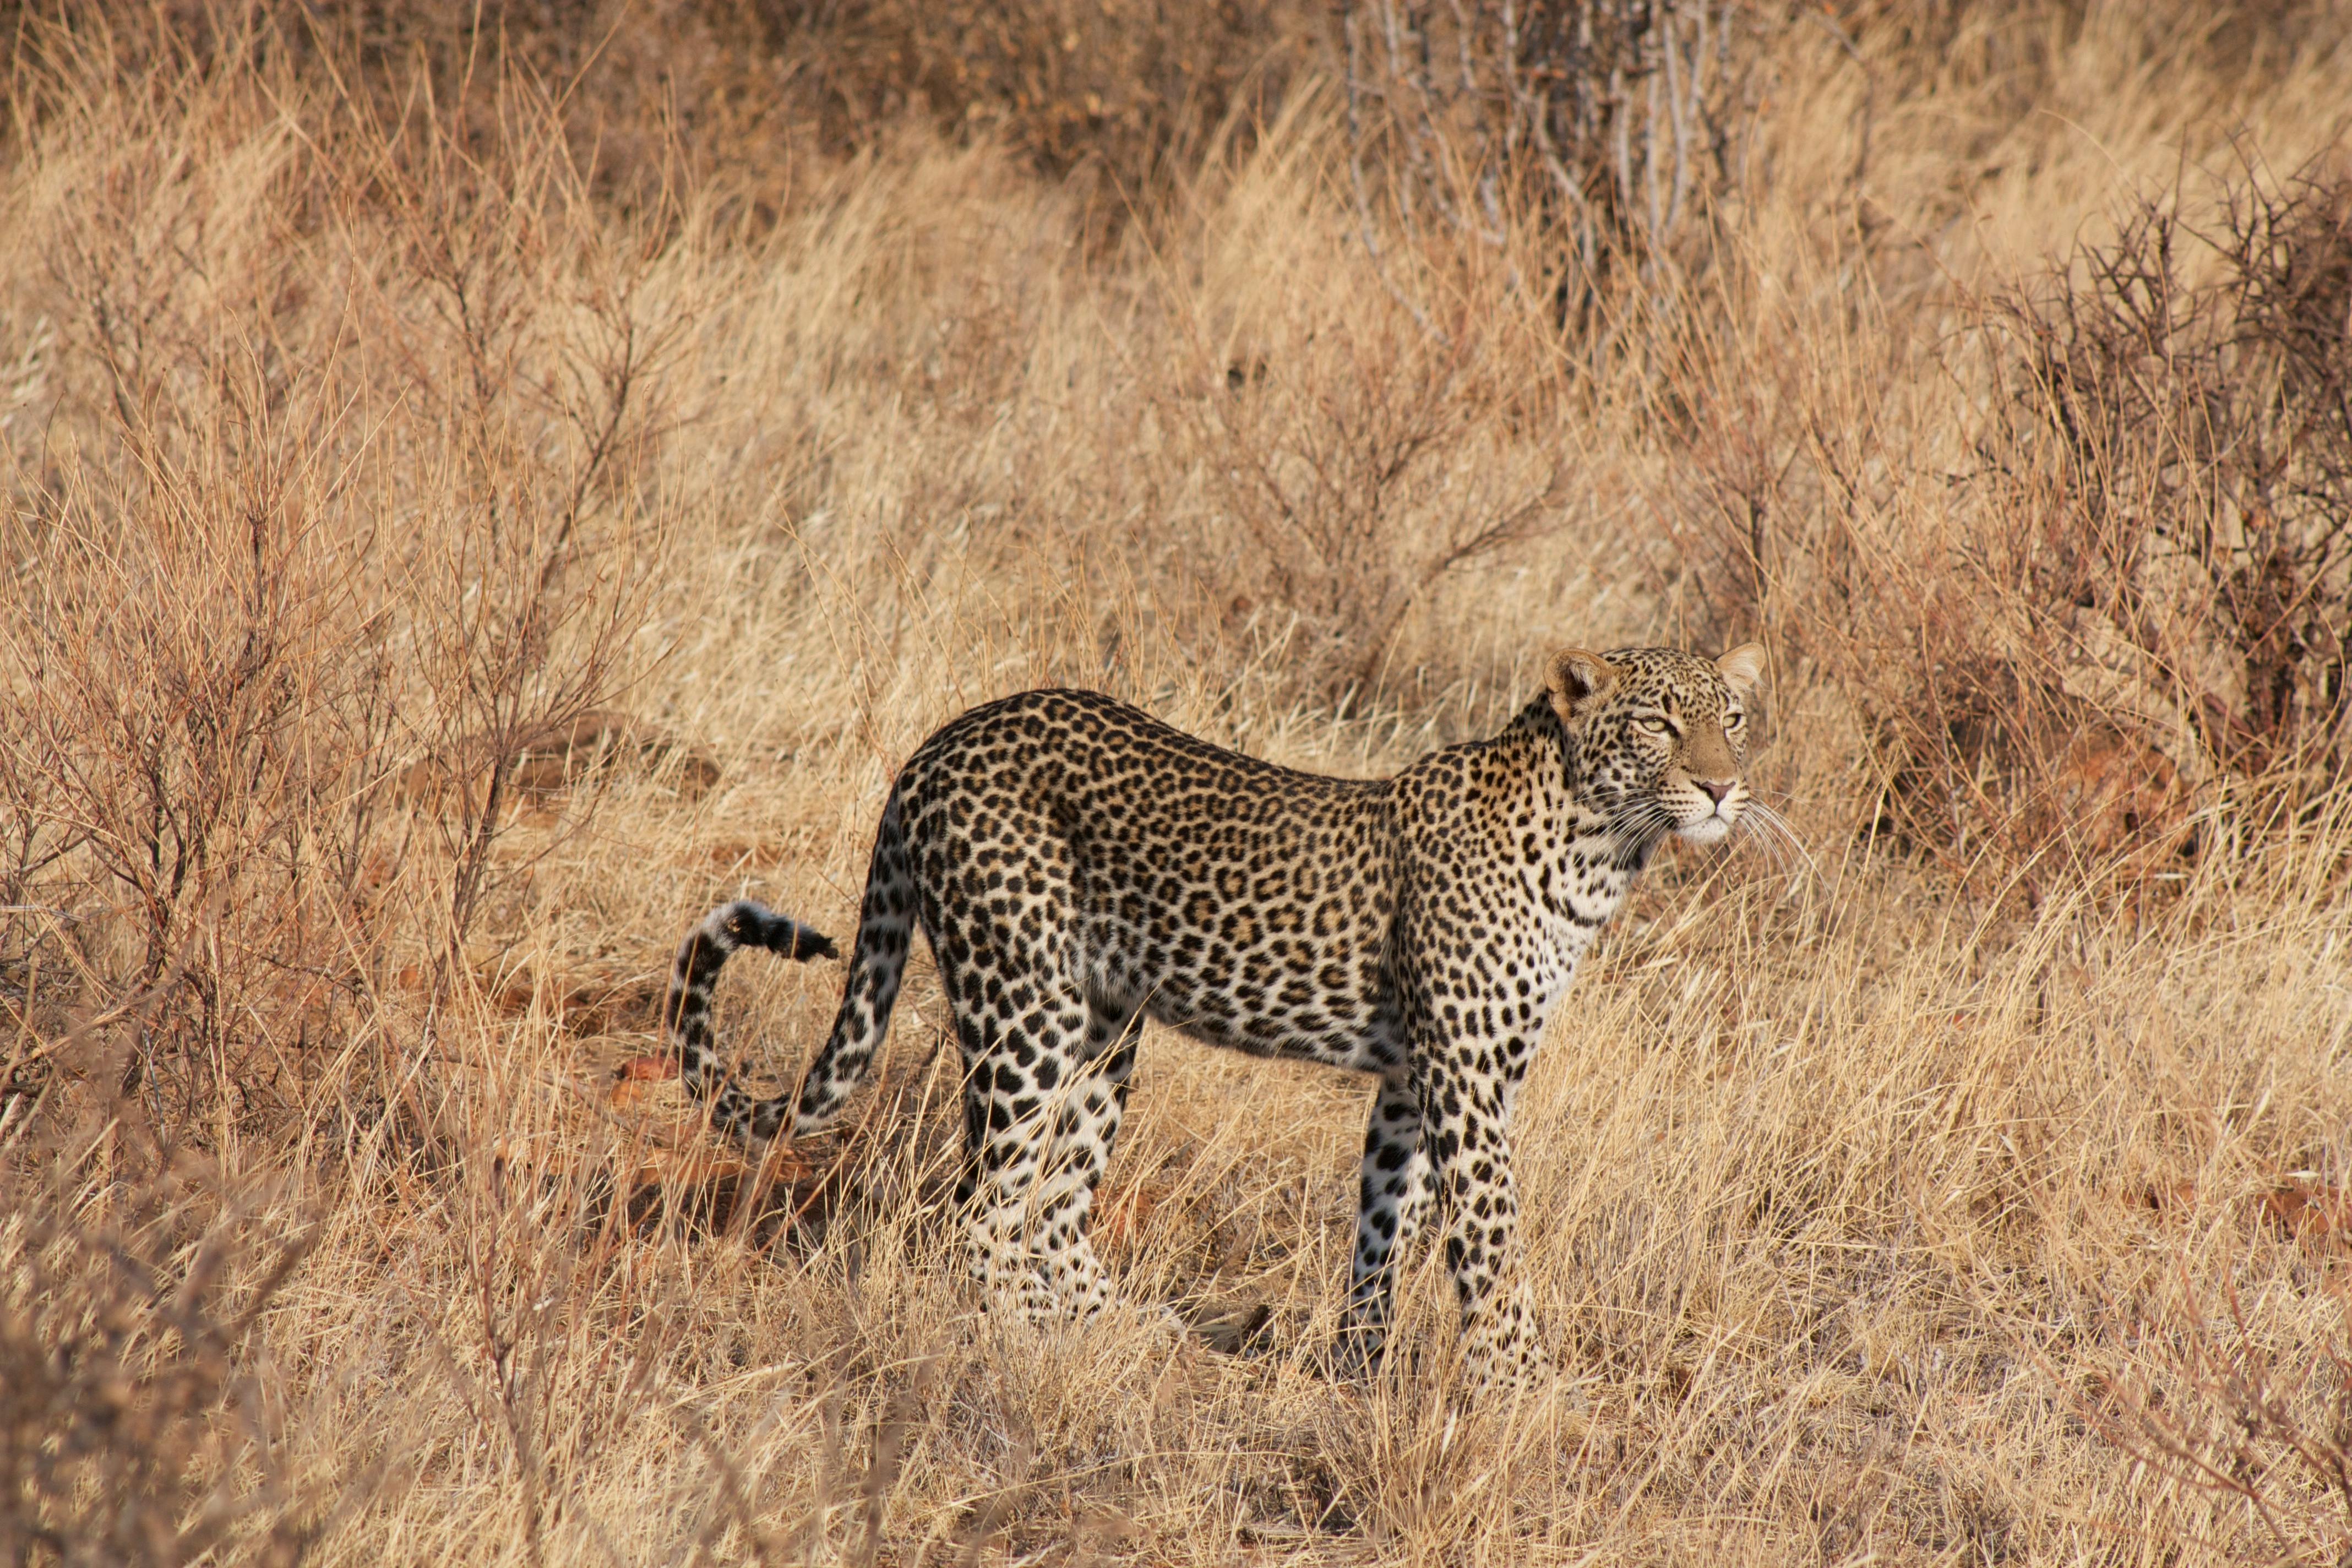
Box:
(713, 900), (837, 962)
(784, 924), (840, 962)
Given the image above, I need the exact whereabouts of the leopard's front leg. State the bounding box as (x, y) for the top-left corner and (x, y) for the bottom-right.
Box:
(1415, 1041), (1551, 1391)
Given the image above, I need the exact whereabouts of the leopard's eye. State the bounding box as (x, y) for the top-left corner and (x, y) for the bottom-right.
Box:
(1638, 716), (1674, 734)
(1724, 710), (1745, 729)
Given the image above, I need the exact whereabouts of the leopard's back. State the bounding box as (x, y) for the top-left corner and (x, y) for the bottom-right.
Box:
(892, 688), (1402, 1068)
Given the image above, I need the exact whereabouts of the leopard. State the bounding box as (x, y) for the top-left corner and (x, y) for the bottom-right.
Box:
(658, 642), (1769, 1384)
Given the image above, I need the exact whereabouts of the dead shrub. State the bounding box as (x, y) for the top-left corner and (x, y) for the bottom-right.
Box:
(0, 1158), (351, 1566)
(1991, 160), (2352, 796)
(1680, 156), (2352, 888)
(0, 19), (683, 1138)
(3, 473), (399, 1132)
(1163, 253), (1571, 704)
(2094, 1274), (2352, 1564)
(333, 61), (688, 952)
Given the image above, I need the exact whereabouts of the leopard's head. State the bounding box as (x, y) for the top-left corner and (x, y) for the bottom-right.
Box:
(1545, 643), (1767, 849)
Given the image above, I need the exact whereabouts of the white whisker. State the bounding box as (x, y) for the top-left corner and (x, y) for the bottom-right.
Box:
(1734, 798), (1817, 881)
(1734, 813), (1799, 876)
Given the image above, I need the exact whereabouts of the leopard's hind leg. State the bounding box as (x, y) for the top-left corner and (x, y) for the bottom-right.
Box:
(1025, 994), (1141, 1319)
(1342, 1071), (1434, 1366)
(937, 940), (1095, 1323)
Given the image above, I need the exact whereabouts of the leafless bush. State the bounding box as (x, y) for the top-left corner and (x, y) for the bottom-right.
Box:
(2094, 1273), (2352, 1564)
(2, 66), (412, 1126)
(328, 58), (685, 960)
(0, 1159), (348, 1566)
(0, 19), (681, 1138)
(1167, 286), (1570, 704)
(1990, 159), (2352, 797)
(1679, 156), (2352, 888)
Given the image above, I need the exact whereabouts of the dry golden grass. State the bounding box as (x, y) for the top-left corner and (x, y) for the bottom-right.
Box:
(6, 3), (2352, 1562)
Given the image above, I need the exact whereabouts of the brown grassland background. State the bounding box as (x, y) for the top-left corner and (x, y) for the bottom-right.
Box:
(6, 0), (2352, 1561)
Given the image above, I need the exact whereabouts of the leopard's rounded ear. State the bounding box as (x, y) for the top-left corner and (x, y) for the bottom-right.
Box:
(1546, 647), (1619, 724)
(1714, 643), (1767, 696)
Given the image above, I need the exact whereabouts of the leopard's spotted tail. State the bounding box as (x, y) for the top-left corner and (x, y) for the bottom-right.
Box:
(665, 901), (837, 1138)
(667, 792), (916, 1142)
